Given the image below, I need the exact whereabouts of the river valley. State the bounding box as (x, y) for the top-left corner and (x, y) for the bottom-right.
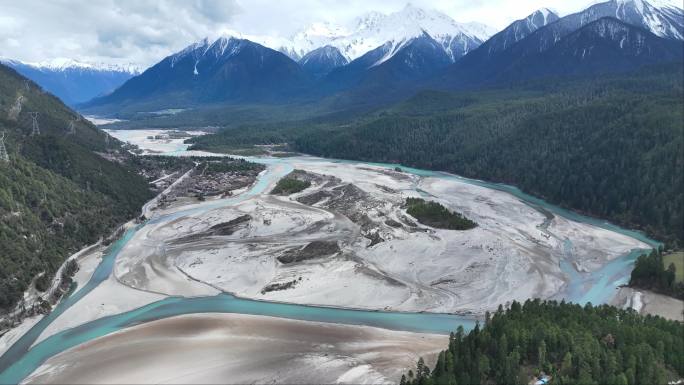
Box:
(0, 129), (657, 384)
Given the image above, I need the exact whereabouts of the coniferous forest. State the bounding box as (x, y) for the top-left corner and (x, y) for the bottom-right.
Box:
(630, 249), (684, 300)
(401, 300), (684, 385)
(0, 65), (153, 311)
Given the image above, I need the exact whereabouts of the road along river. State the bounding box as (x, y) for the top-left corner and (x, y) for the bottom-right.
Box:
(0, 130), (657, 384)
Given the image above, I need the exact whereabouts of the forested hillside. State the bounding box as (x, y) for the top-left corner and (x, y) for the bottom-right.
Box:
(191, 64), (683, 245)
(630, 248), (684, 299)
(402, 300), (683, 385)
(0, 64), (153, 311)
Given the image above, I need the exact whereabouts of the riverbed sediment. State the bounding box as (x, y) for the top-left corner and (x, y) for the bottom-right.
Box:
(0, 129), (656, 384)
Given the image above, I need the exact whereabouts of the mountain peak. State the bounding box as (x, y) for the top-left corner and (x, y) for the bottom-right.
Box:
(300, 45), (349, 78)
(526, 8), (561, 29)
(573, 0), (684, 40)
(399, 3), (428, 18)
(281, 5), (494, 62)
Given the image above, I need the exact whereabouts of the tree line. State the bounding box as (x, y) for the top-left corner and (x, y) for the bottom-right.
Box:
(401, 299), (683, 385)
(630, 248), (684, 300)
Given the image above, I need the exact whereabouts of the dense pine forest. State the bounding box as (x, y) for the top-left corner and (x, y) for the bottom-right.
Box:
(401, 300), (684, 385)
(190, 64), (684, 245)
(630, 248), (684, 300)
(405, 198), (477, 230)
(0, 65), (153, 311)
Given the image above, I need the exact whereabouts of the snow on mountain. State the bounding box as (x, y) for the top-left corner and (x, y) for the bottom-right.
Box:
(278, 4), (496, 63)
(83, 35), (312, 111)
(573, 0), (684, 40)
(531, 17), (683, 72)
(468, 8), (562, 58)
(165, 36), (258, 76)
(1, 58), (141, 105)
(13, 58), (142, 75)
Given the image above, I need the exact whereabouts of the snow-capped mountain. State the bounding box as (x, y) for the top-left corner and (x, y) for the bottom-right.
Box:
(532, 0), (683, 54)
(279, 4), (496, 63)
(1, 58), (140, 106)
(25, 58), (141, 74)
(482, 8), (561, 56)
(83, 36), (311, 111)
(318, 32), (454, 101)
(495, 17), (684, 81)
(583, 0), (684, 39)
(433, 8), (561, 89)
(299, 46), (349, 79)
(486, 0), (683, 63)
(435, 0), (683, 90)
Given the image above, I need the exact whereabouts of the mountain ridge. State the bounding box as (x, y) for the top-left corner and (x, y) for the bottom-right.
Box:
(1, 59), (139, 106)
(82, 36), (313, 112)
(277, 4), (495, 62)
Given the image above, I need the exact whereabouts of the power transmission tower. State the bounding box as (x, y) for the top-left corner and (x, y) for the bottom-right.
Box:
(0, 131), (9, 162)
(29, 112), (40, 136)
(67, 119), (76, 135)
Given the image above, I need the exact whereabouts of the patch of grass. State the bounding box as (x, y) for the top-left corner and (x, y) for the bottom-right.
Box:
(405, 197), (476, 230)
(271, 176), (311, 195)
(664, 252), (684, 283)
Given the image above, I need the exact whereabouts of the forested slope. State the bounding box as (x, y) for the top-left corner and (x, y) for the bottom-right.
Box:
(402, 300), (683, 385)
(294, 65), (684, 245)
(189, 65), (683, 245)
(0, 64), (153, 310)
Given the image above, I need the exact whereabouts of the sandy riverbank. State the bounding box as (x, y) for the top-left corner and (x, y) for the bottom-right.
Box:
(24, 313), (447, 384)
(612, 287), (684, 322)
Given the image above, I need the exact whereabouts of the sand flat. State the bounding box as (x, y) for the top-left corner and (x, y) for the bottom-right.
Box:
(612, 287), (684, 321)
(24, 313), (447, 384)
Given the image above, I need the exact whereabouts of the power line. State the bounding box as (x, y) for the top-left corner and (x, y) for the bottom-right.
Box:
(67, 119), (76, 135)
(0, 131), (9, 162)
(29, 112), (40, 136)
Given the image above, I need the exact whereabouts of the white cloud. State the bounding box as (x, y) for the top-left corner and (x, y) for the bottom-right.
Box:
(0, 0), (600, 68)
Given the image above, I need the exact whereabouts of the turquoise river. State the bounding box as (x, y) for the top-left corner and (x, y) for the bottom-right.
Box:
(0, 135), (659, 384)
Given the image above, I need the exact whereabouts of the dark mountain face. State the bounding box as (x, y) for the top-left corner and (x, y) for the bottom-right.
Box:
(319, 32), (452, 96)
(2, 61), (135, 106)
(83, 37), (312, 111)
(560, 0), (683, 41)
(433, 8), (561, 89)
(478, 9), (560, 58)
(440, 32), (485, 61)
(299, 46), (349, 79)
(375, 32), (453, 80)
(520, 0), (683, 55)
(436, 0), (683, 90)
(497, 17), (684, 81)
(318, 42), (396, 94)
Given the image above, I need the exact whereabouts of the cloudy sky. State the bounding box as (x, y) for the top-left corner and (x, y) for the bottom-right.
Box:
(0, 0), (623, 68)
